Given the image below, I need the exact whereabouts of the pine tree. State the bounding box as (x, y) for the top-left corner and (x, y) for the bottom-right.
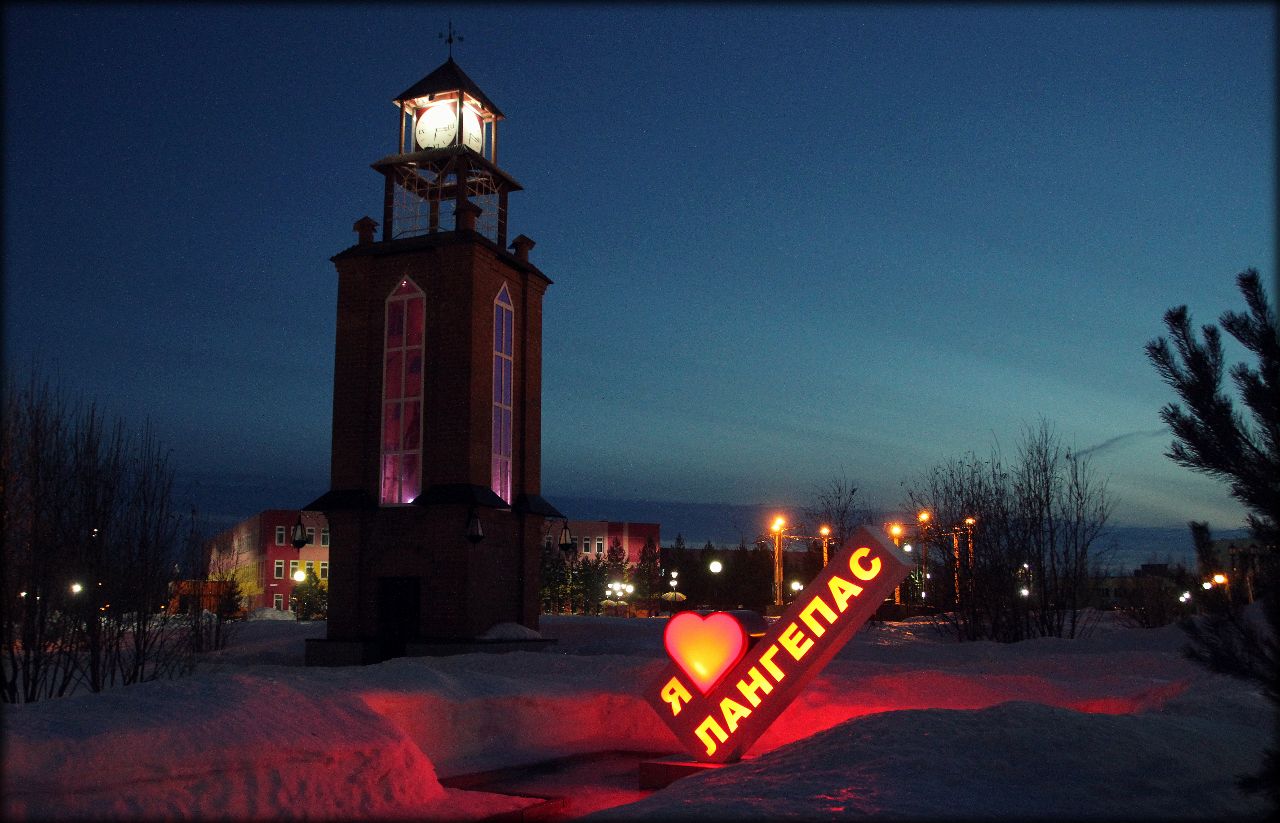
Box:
(1146, 269), (1279, 542)
(538, 535), (568, 614)
(605, 538), (628, 584)
(578, 554), (608, 615)
(633, 536), (661, 607)
(292, 570), (327, 621)
(1146, 268), (1279, 808)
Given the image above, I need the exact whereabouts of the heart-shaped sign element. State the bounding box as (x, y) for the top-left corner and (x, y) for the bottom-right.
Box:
(664, 611), (748, 695)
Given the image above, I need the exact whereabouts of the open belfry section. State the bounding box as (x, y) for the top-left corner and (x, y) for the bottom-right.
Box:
(306, 57), (562, 666)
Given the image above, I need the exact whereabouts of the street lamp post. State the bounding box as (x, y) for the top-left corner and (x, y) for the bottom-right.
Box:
(887, 522), (905, 604)
(913, 510), (976, 606)
(555, 521), (575, 614)
(921, 514), (975, 605)
(557, 521), (575, 559)
(770, 518), (786, 608)
(768, 517), (831, 611)
(916, 510), (931, 603)
(291, 514), (308, 550)
(606, 581), (633, 616)
(957, 517), (975, 603)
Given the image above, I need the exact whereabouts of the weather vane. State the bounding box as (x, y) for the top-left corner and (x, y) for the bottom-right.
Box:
(440, 20), (463, 58)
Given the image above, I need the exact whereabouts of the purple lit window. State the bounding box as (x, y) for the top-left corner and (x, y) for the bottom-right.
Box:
(381, 279), (425, 505)
(491, 284), (514, 503)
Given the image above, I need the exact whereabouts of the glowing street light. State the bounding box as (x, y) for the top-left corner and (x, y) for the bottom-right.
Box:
(766, 516), (839, 609)
(708, 559), (724, 609)
(1202, 581), (1213, 590)
(912, 511), (933, 607)
(1212, 573), (1227, 585)
(70, 582), (83, 594)
(293, 569), (306, 583)
(770, 517), (786, 608)
(950, 516), (977, 604)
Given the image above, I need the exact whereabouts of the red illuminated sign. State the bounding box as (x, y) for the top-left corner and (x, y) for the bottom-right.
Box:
(646, 526), (911, 763)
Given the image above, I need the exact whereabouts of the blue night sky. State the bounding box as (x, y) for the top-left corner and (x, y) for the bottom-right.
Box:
(4, 4), (1275, 535)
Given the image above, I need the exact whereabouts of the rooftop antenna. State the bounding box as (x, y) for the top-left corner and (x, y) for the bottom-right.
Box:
(440, 20), (463, 58)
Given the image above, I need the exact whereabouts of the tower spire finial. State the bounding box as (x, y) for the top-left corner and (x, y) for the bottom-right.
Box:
(439, 20), (463, 58)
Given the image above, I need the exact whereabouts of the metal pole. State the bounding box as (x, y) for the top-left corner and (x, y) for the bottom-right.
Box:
(399, 102), (407, 154)
(952, 532), (961, 605)
(773, 529), (783, 607)
(920, 533), (929, 605)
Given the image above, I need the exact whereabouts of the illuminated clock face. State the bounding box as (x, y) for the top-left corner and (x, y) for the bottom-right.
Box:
(461, 105), (483, 153)
(415, 102), (456, 149)
(415, 102), (484, 152)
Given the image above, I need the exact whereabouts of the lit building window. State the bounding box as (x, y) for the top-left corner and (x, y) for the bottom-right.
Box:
(319, 562), (329, 580)
(381, 279), (425, 505)
(491, 284), (514, 503)
(274, 560), (284, 579)
(275, 526), (286, 546)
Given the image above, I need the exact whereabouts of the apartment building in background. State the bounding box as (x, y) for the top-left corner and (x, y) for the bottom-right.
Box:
(206, 510), (330, 612)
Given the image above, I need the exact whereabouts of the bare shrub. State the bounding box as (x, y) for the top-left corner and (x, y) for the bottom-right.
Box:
(2, 373), (194, 702)
(906, 420), (1110, 642)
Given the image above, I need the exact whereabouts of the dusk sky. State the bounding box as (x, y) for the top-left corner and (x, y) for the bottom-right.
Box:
(4, 4), (1274, 535)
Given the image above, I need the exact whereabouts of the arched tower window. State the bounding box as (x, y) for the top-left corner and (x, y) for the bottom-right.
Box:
(381, 278), (424, 505)
(492, 284), (514, 503)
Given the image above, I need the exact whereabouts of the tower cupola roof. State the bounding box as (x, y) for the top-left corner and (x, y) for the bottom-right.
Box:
(393, 57), (504, 118)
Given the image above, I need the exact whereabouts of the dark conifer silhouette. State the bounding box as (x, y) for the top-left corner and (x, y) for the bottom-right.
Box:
(1146, 268), (1278, 807)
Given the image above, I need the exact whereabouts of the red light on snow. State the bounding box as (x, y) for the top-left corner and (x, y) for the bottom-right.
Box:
(664, 611), (748, 695)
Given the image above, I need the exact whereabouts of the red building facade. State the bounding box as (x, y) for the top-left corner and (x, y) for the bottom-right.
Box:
(206, 510), (330, 612)
(557, 520), (661, 565)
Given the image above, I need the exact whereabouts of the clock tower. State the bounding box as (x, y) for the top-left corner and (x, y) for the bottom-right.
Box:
(306, 57), (562, 665)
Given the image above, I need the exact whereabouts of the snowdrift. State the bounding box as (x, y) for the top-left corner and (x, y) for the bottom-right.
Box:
(2, 615), (1272, 820)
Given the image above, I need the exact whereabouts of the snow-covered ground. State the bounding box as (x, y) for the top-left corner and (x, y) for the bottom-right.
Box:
(3, 613), (1272, 820)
